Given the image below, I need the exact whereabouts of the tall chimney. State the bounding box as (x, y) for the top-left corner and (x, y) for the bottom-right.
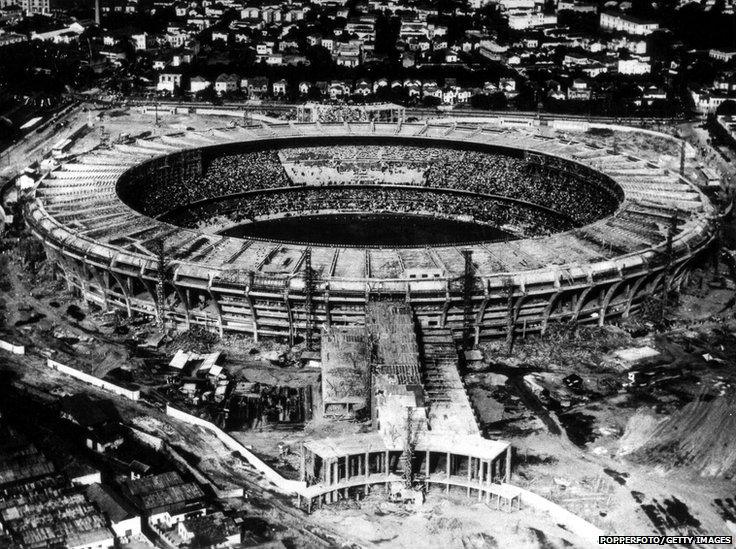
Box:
(94, 0), (100, 25)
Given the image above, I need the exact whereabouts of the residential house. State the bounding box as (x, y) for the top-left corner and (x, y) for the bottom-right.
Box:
(618, 57), (650, 74)
(215, 73), (238, 95)
(600, 11), (659, 35)
(272, 79), (288, 96)
(189, 76), (212, 93)
(246, 76), (269, 97)
(567, 79), (592, 100)
(157, 72), (183, 93)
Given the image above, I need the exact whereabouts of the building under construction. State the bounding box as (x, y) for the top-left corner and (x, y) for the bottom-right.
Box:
(300, 302), (512, 511)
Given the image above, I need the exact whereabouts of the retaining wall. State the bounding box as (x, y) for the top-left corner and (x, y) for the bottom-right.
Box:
(46, 359), (140, 400)
(517, 486), (632, 548)
(0, 339), (25, 355)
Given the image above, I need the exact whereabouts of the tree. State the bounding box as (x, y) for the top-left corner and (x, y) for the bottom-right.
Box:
(470, 92), (507, 110)
(195, 86), (218, 104)
(422, 95), (442, 107)
(716, 100), (736, 116)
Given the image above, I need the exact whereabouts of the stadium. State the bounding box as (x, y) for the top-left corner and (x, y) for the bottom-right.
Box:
(25, 118), (716, 344)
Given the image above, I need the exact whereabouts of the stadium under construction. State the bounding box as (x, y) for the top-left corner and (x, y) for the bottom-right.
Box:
(25, 117), (716, 346)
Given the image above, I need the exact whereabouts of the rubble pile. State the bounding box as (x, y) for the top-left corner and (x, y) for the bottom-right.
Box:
(486, 325), (633, 371)
(629, 394), (736, 478)
(617, 409), (666, 456)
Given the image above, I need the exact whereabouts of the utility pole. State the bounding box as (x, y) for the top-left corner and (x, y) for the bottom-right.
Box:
(461, 250), (474, 350)
(303, 248), (314, 350)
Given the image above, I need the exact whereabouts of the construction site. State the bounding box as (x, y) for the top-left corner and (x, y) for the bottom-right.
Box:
(1, 102), (736, 548)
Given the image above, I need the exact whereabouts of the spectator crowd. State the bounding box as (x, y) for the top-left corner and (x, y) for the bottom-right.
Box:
(134, 144), (622, 234)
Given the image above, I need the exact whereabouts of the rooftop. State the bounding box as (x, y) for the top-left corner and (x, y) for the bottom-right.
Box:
(86, 482), (138, 523)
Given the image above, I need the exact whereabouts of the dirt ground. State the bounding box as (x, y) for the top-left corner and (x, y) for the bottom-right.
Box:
(309, 490), (586, 548)
(4, 231), (736, 548)
(2, 116), (736, 548)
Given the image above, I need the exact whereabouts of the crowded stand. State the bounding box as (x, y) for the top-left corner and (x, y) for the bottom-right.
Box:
(132, 151), (293, 216)
(163, 186), (574, 240)
(125, 144), (621, 228)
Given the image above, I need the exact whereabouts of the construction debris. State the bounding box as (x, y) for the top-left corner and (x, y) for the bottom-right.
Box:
(614, 346), (660, 363)
(628, 394), (736, 478)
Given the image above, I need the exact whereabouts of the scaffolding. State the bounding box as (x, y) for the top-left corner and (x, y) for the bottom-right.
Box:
(304, 248), (315, 350)
(461, 250), (474, 350)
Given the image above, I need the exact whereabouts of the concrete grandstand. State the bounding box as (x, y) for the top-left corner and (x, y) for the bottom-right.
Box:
(24, 119), (716, 345)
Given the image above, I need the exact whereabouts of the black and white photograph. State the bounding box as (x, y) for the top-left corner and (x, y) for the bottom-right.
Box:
(0, 0), (735, 547)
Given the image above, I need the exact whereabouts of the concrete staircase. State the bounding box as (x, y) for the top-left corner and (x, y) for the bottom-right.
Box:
(419, 328), (480, 436)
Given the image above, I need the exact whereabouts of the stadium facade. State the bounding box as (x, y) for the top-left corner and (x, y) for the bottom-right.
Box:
(25, 119), (716, 343)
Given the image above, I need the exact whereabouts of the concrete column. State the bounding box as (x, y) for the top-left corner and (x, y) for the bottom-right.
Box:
(505, 447), (511, 482)
(364, 451), (369, 477)
(385, 451), (390, 475)
(300, 446), (306, 482)
(477, 460), (484, 502)
(425, 450), (430, 490)
(466, 457), (472, 496)
(446, 453), (451, 493)
(244, 287), (259, 342)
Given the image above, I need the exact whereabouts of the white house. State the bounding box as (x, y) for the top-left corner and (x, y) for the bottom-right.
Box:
(618, 57), (651, 75)
(710, 49), (736, 62)
(600, 11), (659, 35)
(691, 89), (736, 113)
(157, 72), (183, 93)
(272, 79), (288, 96)
(130, 32), (149, 51)
(31, 22), (84, 42)
(190, 76), (211, 93)
(211, 30), (228, 43)
(508, 11), (557, 30)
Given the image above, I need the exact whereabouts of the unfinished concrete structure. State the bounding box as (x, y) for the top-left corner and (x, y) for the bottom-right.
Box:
(321, 327), (371, 419)
(299, 303), (512, 511)
(25, 119), (715, 344)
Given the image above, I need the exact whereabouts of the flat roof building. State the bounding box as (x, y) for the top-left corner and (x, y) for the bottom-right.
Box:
(600, 11), (659, 35)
